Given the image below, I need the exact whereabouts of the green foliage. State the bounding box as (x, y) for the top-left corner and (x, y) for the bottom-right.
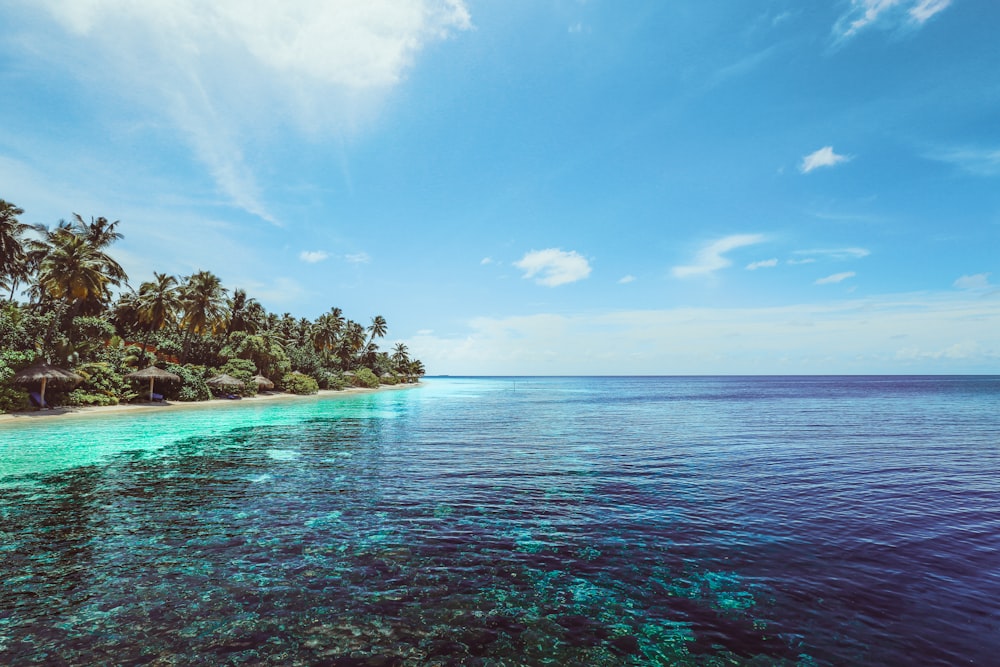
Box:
(72, 316), (115, 341)
(73, 361), (127, 404)
(219, 358), (257, 397)
(65, 390), (119, 407)
(351, 367), (380, 389)
(164, 363), (211, 402)
(281, 371), (319, 395)
(0, 348), (36, 413)
(379, 374), (399, 386)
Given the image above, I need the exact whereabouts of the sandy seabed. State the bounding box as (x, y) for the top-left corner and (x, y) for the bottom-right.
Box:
(0, 383), (419, 424)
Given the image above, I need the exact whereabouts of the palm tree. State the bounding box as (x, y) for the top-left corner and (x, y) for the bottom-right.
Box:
(136, 272), (181, 349)
(311, 311), (342, 359)
(338, 320), (366, 369)
(391, 342), (410, 372)
(367, 315), (387, 349)
(179, 270), (228, 363)
(0, 199), (31, 300)
(70, 214), (128, 284)
(225, 288), (263, 338)
(36, 230), (122, 316)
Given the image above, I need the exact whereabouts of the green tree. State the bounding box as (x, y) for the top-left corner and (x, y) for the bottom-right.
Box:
(0, 199), (31, 300)
(179, 270), (228, 363)
(136, 272), (181, 349)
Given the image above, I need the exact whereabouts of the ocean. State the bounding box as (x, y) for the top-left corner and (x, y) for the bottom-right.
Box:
(0, 376), (997, 665)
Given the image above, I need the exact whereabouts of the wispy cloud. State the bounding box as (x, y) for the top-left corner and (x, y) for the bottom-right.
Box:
(800, 146), (851, 173)
(299, 250), (329, 263)
(954, 273), (992, 290)
(618, 275), (636, 284)
(747, 258), (778, 270)
(928, 147), (1000, 176)
(909, 0), (953, 23)
(32, 0), (472, 223)
(815, 271), (857, 285)
(345, 251), (371, 265)
(794, 247), (870, 261)
(672, 234), (765, 279)
(515, 248), (592, 287)
(480, 257), (495, 265)
(835, 0), (952, 38)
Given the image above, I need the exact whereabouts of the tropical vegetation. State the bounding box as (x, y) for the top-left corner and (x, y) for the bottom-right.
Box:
(0, 198), (424, 412)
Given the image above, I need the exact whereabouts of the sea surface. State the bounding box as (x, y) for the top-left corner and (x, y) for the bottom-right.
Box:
(0, 376), (998, 665)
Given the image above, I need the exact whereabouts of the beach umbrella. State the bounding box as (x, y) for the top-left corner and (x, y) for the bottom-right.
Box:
(12, 362), (83, 408)
(253, 374), (274, 391)
(126, 365), (180, 401)
(206, 373), (244, 392)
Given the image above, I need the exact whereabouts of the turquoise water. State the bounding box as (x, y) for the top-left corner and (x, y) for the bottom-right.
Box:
(1, 377), (999, 665)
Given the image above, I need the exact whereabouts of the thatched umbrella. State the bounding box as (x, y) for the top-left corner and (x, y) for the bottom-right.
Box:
(12, 362), (82, 408)
(126, 365), (180, 401)
(253, 374), (274, 391)
(206, 373), (244, 395)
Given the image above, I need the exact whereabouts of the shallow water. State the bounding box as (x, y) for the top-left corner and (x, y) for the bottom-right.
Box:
(1, 377), (998, 665)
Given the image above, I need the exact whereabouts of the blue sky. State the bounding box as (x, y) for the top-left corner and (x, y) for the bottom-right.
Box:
(1, 0), (998, 374)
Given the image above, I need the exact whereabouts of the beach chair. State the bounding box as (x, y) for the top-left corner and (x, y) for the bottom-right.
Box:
(28, 392), (48, 409)
(151, 392), (164, 402)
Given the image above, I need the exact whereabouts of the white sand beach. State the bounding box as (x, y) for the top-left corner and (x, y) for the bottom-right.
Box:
(0, 383), (419, 424)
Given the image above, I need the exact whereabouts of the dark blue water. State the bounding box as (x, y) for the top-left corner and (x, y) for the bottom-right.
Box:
(1, 376), (998, 665)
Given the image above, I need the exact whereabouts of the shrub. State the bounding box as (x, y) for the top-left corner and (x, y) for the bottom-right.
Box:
(351, 368), (380, 389)
(0, 350), (37, 413)
(74, 362), (128, 404)
(281, 371), (319, 395)
(65, 390), (119, 407)
(380, 374), (399, 386)
(165, 363), (211, 402)
(219, 358), (258, 397)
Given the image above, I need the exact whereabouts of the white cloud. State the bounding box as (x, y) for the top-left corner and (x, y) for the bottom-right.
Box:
(909, 0), (952, 23)
(480, 257), (494, 265)
(299, 250), (329, 263)
(929, 147), (1000, 176)
(345, 251), (371, 264)
(514, 248), (592, 287)
(747, 258), (778, 270)
(835, 0), (952, 38)
(953, 273), (992, 290)
(794, 247), (870, 261)
(618, 275), (636, 284)
(406, 292), (1000, 375)
(32, 0), (472, 222)
(787, 258), (817, 265)
(672, 234), (765, 279)
(815, 271), (856, 285)
(800, 146), (850, 173)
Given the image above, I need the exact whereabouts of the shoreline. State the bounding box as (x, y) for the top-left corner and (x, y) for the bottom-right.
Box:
(0, 382), (419, 424)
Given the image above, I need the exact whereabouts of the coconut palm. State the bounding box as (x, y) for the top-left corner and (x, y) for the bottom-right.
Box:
(338, 320), (366, 369)
(391, 342), (410, 371)
(367, 315), (387, 348)
(179, 270), (228, 363)
(225, 288), (263, 338)
(36, 230), (123, 316)
(136, 272), (181, 349)
(311, 310), (343, 359)
(0, 199), (31, 300)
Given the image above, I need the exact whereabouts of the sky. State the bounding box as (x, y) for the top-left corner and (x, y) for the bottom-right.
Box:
(1, 0), (998, 375)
